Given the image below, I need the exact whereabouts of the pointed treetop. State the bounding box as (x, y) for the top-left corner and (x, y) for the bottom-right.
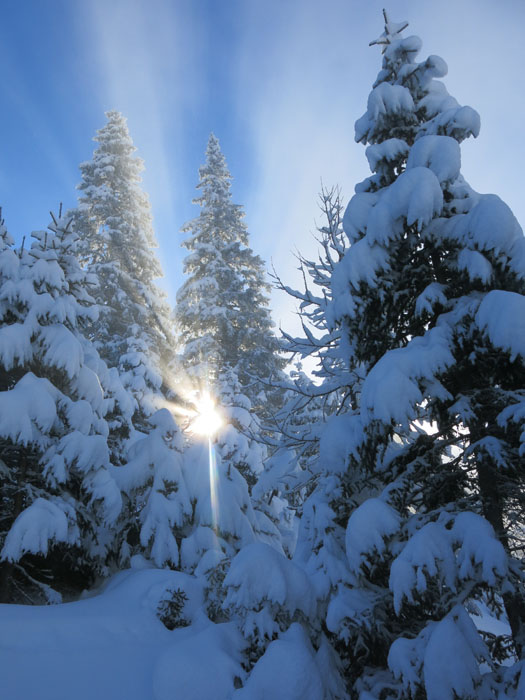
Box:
(205, 132), (227, 167)
(369, 9), (409, 53)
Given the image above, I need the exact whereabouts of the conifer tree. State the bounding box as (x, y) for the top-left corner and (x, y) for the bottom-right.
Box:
(286, 12), (525, 698)
(0, 213), (129, 603)
(69, 111), (175, 428)
(112, 407), (191, 568)
(175, 133), (285, 419)
(180, 369), (268, 576)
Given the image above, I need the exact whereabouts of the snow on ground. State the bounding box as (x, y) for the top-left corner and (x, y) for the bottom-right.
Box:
(0, 563), (240, 700)
(0, 558), (514, 699)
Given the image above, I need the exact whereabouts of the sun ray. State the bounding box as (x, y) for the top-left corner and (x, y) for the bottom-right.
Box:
(207, 437), (219, 533)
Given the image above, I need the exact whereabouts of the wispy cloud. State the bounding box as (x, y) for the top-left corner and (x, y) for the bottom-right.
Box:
(226, 0), (380, 330)
(17, 0), (520, 339)
(76, 0), (209, 298)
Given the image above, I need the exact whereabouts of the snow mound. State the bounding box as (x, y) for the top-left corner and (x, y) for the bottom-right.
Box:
(153, 623), (244, 700)
(233, 624), (324, 700)
(0, 567), (207, 700)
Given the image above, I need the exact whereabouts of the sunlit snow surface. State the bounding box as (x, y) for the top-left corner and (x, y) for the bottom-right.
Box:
(0, 562), (512, 700)
(0, 565), (246, 700)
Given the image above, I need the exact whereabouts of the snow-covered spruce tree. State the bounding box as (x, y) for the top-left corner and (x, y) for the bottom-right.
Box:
(111, 407), (192, 568)
(200, 194), (355, 697)
(212, 366), (295, 553)
(175, 133), (285, 420)
(0, 213), (126, 603)
(254, 186), (371, 698)
(215, 371), (343, 696)
(69, 111), (175, 429)
(180, 368), (270, 578)
(111, 366), (269, 575)
(313, 12), (525, 698)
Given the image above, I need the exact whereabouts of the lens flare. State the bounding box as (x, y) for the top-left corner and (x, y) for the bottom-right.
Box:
(190, 393), (223, 437)
(183, 389), (223, 533)
(208, 437), (219, 533)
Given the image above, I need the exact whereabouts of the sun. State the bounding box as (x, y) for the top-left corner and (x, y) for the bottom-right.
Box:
(190, 393), (223, 437)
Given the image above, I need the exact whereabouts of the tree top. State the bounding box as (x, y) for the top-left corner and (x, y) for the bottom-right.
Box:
(369, 9), (409, 52)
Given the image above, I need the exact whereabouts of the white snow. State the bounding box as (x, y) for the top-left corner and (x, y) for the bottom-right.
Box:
(0, 322), (33, 369)
(332, 237), (389, 300)
(420, 105), (481, 141)
(366, 138), (409, 173)
(232, 624), (324, 700)
(180, 524), (223, 572)
(318, 412), (364, 473)
(475, 290), (525, 361)
(342, 191), (379, 243)
(366, 167), (443, 245)
(0, 373), (58, 444)
(153, 622), (245, 700)
(39, 324), (85, 378)
(389, 513), (507, 615)
(224, 542), (316, 618)
(1, 498), (80, 561)
(388, 630), (428, 696)
(346, 498), (400, 575)
(451, 511), (507, 586)
(389, 522), (455, 615)
(326, 586), (377, 638)
(406, 135), (461, 184)
(443, 193), (525, 277)
(361, 324), (454, 426)
(73, 365), (105, 412)
(457, 248), (493, 283)
(415, 282), (447, 316)
(418, 79), (458, 119)
(423, 607), (488, 700)
(497, 400), (525, 457)
(355, 83), (415, 143)
(0, 568), (209, 700)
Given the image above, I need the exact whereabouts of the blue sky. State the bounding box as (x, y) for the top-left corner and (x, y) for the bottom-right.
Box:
(1, 0), (524, 333)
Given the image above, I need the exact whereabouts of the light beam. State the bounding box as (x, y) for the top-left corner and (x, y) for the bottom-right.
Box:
(190, 393), (223, 437)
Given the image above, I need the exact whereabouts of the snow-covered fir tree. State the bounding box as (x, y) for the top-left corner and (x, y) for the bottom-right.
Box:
(69, 111), (175, 429)
(282, 11), (525, 698)
(180, 368), (272, 575)
(175, 133), (285, 420)
(112, 407), (191, 569)
(0, 213), (130, 603)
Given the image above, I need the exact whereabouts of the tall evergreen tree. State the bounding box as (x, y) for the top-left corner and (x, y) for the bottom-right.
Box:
(69, 111), (175, 428)
(283, 12), (525, 698)
(0, 213), (129, 603)
(175, 133), (285, 418)
(112, 407), (191, 569)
